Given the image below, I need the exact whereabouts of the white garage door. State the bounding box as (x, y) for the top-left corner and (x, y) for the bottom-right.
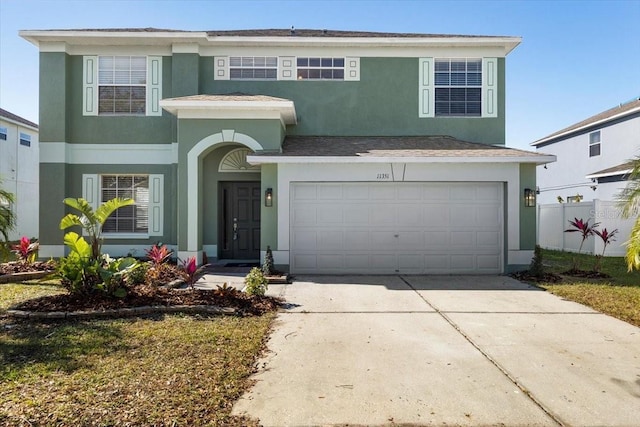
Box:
(290, 182), (503, 274)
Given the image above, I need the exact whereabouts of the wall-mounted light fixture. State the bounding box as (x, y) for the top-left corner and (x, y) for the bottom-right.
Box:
(524, 188), (536, 207)
(265, 188), (273, 207)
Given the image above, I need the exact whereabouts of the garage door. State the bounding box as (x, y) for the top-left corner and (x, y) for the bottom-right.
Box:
(290, 182), (503, 274)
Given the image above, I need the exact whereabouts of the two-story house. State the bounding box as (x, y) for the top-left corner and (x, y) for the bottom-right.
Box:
(533, 97), (640, 204)
(0, 108), (39, 240)
(21, 28), (553, 274)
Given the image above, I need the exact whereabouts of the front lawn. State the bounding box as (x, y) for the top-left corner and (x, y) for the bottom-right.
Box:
(537, 249), (640, 327)
(0, 283), (273, 426)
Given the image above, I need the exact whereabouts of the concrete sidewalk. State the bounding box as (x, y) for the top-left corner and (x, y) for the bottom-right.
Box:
(232, 275), (640, 426)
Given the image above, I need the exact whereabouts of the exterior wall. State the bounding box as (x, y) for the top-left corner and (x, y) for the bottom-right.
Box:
(202, 57), (506, 145)
(0, 117), (39, 240)
(536, 114), (640, 204)
(272, 161), (531, 271)
(519, 163), (537, 250)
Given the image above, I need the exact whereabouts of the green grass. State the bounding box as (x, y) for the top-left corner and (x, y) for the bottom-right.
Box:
(538, 249), (640, 327)
(0, 282), (65, 314)
(0, 283), (274, 426)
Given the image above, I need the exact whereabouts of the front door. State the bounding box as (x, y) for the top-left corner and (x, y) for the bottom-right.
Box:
(220, 182), (261, 259)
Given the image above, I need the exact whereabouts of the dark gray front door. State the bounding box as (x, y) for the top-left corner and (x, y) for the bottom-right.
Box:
(220, 182), (261, 259)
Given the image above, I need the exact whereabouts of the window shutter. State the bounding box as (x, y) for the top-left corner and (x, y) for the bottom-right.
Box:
(148, 174), (164, 236)
(418, 57), (434, 118)
(83, 56), (98, 116)
(146, 56), (162, 116)
(279, 56), (296, 80)
(82, 174), (99, 211)
(482, 58), (498, 118)
(344, 57), (360, 81)
(214, 56), (229, 80)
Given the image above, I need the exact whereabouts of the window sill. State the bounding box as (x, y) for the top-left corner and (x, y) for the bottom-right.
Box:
(103, 233), (149, 240)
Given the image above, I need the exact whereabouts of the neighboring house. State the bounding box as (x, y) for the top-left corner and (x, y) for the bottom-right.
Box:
(0, 108), (39, 240)
(532, 97), (640, 204)
(21, 28), (553, 274)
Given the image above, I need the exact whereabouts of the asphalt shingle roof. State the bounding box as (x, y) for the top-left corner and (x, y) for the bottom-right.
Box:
(255, 135), (545, 158)
(0, 108), (38, 129)
(161, 93), (292, 103)
(588, 161), (634, 177)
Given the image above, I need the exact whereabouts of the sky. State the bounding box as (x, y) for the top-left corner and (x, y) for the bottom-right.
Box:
(0, 0), (638, 150)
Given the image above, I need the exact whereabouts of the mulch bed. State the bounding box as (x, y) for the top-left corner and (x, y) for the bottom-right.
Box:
(561, 269), (612, 279)
(510, 271), (563, 283)
(0, 261), (56, 275)
(11, 285), (282, 316)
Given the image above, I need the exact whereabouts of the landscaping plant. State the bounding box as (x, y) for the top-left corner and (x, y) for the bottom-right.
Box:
(617, 156), (640, 271)
(0, 179), (16, 242)
(564, 217), (599, 270)
(593, 227), (619, 272)
(262, 245), (275, 276)
(180, 256), (206, 289)
(244, 267), (268, 296)
(529, 244), (545, 278)
(11, 236), (39, 264)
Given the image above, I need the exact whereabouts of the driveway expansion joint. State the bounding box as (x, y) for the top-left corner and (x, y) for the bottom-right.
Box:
(399, 275), (566, 427)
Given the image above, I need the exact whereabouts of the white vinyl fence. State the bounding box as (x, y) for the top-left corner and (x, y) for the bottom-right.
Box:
(537, 200), (636, 257)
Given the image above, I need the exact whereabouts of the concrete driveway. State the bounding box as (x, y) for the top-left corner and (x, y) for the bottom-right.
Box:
(232, 276), (640, 426)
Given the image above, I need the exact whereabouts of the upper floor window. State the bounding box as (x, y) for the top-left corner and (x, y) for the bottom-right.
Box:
(98, 56), (147, 115)
(419, 57), (497, 118)
(589, 131), (601, 157)
(19, 132), (31, 147)
(83, 55), (162, 117)
(229, 56), (277, 80)
(0, 127), (7, 140)
(434, 58), (482, 117)
(297, 57), (345, 80)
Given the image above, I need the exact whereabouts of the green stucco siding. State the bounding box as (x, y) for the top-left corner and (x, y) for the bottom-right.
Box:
(172, 53), (199, 97)
(199, 57), (506, 144)
(39, 163), (68, 245)
(39, 52), (69, 142)
(260, 164), (278, 251)
(520, 163), (537, 250)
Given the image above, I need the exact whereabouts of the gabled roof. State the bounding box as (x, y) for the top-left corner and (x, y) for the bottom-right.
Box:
(586, 161), (634, 179)
(532, 97), (640, 147)
(0, 108), (38, 130)
(248, 135), (555, 164)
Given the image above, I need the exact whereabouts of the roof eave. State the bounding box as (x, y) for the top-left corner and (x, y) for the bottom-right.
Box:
(159, 99), (297, 125)
(247, 154), (555, 165)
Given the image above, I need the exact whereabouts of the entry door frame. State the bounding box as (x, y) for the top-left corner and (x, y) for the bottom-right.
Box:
(219, 181), (261, 260)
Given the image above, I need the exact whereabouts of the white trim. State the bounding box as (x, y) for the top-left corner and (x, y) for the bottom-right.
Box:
(214, 56), (229, 80)
(202, 245), (218, 260)
(187, 130), (263, 252)
(248, 154), (556, 165)
(101, 244), (177, 259)
(418, 57), (434, 118)
(39, 142), (178, 164)
(0, 117), (38, 132)
(279, 56), (296, 80)
(160, 98), (297, 125)
(103, 233), (150, 240)
(586, 169), (632, 180)
(218, 147), (261, 173)
(482, 58), (498, 118)
(146, 56), (163, 116)
(148, 174), (164, 236)
(38, 41), (68, 53)
(172, 43), (200, 54)
(178, 250), (203, 265)
(508, 250), (534, 265)
(82, 56), (98, 116)
(82, 174), (99, 211)
(39, 244), (65, 258)
(344, 57), (360, 81)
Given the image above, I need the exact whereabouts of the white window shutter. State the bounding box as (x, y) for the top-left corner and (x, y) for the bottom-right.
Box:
(482, 58), (498, 118)
(214, 56), (229, 80)
(148, 174), (164, 236)
(279, 56), (296, 80)
(146, 56), (162, 116)
(418, 57), (434, 118)
(83, 56), (98, 116)
(82, 174), (99, 211)
(344, 57), (360, 81)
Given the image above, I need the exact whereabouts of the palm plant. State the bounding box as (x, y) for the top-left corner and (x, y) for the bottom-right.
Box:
(564, 217), (599, 270)
(618, 156), (640, 271)
(0, 179), (16, 242)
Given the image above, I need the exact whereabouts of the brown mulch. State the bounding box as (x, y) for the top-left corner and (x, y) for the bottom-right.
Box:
(12, 285), (282, 316)
(0, 261), (56, 275)
(511, 271), (563, 283)
(561, 269), (612, 279)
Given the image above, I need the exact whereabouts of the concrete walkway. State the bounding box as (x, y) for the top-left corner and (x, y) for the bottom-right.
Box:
(231, 275), (640, 426)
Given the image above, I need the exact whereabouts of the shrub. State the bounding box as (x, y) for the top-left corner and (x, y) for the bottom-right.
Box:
(180, 256), (206, 289)
(245, 267), (268, 296)
(262, 245), (275, 276)
(127, 261), (149, 286)
(12, 236), (39, 264)
(145, 243), (172, 265)
(529, 245), (544, 278)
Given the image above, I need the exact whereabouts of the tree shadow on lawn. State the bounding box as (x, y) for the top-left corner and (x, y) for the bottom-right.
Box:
(0, 319), (128, 378)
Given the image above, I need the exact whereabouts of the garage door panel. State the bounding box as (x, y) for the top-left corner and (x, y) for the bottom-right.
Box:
(291, 182), (503, 274)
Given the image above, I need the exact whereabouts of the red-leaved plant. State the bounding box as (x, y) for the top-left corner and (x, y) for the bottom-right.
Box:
(565, 218), (600, 270)
(12, 236), (39, 264)
(180, 256), (206, 289)
(593, 228), (619, 271)
(145, 243), (172, 265)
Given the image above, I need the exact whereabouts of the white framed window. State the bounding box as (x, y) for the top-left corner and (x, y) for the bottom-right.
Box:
(229, 56), (277, 80)
(0, 127), (7, 140)
(434, 58), (482, 116)
(83, 56), (162, 117)
(589, 131), (601, 157)
(419, 57), (497, 118)
(297, 57), (345, 80)
(82, 173), (164, 237)
(19, 132), (31, 147)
